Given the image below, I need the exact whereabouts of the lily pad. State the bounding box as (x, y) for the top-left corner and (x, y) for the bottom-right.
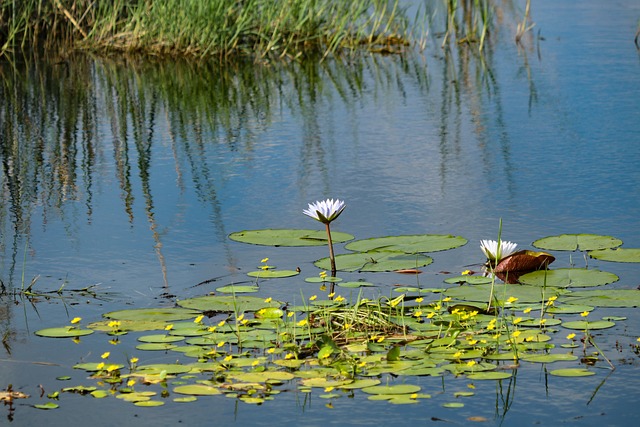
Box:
(104, 308), (201, 322)
(532, 234), (622, 251)
(466, 372), (512, 380)
(215, 285), (260, 293)
(561, 320), (615, 330)
(445, 283), (566, 303)
(35, 327), (94, 338)
(173, 385), (222, 396)
(361, 384), (421, 395)
(34, 402), (59, 410)
(589, 248), (640, 263)
(246, 270), (300, 279)
(345, 234), (467, 254)
(560, 289), (640, 307)
(229, 229), (353, 247)
(549, 368), (595, 377)
(518, 268), (618, 288)
(520, 353), (578, 363)
(314, 251), (432, 272)
(177, 295), (281, 312)
(444, 275), (493, 285)
(337, 281), (377, 288)
(337, 379), (382, 389)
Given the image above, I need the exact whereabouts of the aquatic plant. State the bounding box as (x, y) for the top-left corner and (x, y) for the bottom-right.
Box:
(303, 198), (346, 275)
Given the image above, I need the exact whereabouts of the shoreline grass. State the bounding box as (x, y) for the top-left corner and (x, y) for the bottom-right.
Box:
(1, 0), (416, 60)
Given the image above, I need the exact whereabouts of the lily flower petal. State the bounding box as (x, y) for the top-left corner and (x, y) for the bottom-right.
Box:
(480, 239), (517, 262)
(303, 199), (346, 224)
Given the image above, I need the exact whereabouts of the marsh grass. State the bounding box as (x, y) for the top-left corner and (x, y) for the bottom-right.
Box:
(1, 0), (415, 59)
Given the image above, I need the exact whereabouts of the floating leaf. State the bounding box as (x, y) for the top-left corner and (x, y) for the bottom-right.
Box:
(532, 234), (622, 251)
(561, 320), (615, 330)
(229, 229), (353, 247)
(443, 402), (465, 408)
(549, 368), (595, 377)
(104, 308), (201, 322)
(215, 285), (260, 293)
(445, 283), (566, 303)
(91, 390), (109, 398)
(345, 234), (467, 253)
(466, 372), (512, 380)
(136, 343), (178, 351)
(589, 248), (640, 263)
(35, 327), (94, 338)
(494, 250), (555, 273)
(174, 396), (198, 403)
(34, 402), (59, 410)
(177, 295), (281, 312)
(255, 307), (284, 319)
(137, 364), (193, 375)
(134, 400), (165, 407)
(247, 270), (300, 279)
(361, 384), (421, 395)
(173, 385), (222, 396)
(337, 379), (382, 389)
(314, 251), (432, 272)
(560, 289), (640, 307)
(520, 353), (578, 363)
(444, 275), (493, 285)
(138, 334), (185, 343)
(518, 268), (618, 288)
(337, 281), (376, 288)
(547, 304), (595, 314)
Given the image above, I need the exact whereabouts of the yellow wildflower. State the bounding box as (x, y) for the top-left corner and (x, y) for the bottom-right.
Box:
(284, 353), (294, 360)
(426, 312), (436, 319)
(261, 258), (269, 263)
(467, 360), (476, 367)
(324, 386), (334, 393)
(297, 319), (308, 327)
(415, 297), (424, 303)
(511, 330), (521, 338)
(523, 307), (532, 314)
(70, 317), (82, 324)
(513, 317), (523, 325)
(237, 314), (245, 321)
(377, 336), (385, 343)
(264, 297), (272, 303)
(319, 271), (327, 278)
(130, 357), (139, 364)
(453, 351), (463, 358)
(287, 312), (295, 318)
(217, 341), (225, 348)
(251, 360), (260, 367)
(461, 270), (472, 276)
(106, 364), (118, 372)
(224, 355), (233, 362)
(566, 333), (576, 340)
(96, 362), (105, 370)
(328, 292), (335, 298)
(506, 296), (518, 304)
(334, 295), (345, 303)
(267, 348), (276, 354)
(108, 320), (120, 329)
(165, 324), (174, 331)
(442, 297), (452, 303)
(127, 379), (136, 387)
(101, 352), (110, 359)
(194, 315), (204, 324)
(218, 320), (226, 327)
(580, 311), (590, 317)
(309, 295), (317, 301)
(413, 310), (423, 317)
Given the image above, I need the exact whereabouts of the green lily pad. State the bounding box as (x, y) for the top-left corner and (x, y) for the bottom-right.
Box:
(247, 270), (300, 279)
(466, 372), (512, 380)
(138, 334), (185, 343)
(35, 327), (94, 338)
(134, 400), (165, 407)
(560, 289), (640, 307)
(337, 281), (377, 288)
(34, 402), (59, 410)
(345, 234), (467, 254)
(314, 251), (432, 272)
(136, 343), (178, 351)
(177, 295), (281, 312)
(520, 353), (578, 363)
(215, 285), (260, 293)
(73, 363), (124, 372)
(173, 385), (222, 396)
(137, 364), (193, 375)
(229, 229), (354, 247)
(445, 283), (565, 303)
(174, 396), (198, 403)
(442, 402), (465, 408)
(90, 390), (109, 398)
(547, 304), (595, 314)
(337, 379), (382, 389)
(589, 248), (640, 263)
(549, 368), (595, 377)
(255, 307), (284, 319)
(561, 320), (615, 330)
(104, 308), (201, 322)
(361, 384), (421, 395)
(532, 234), (622, 251)
(444, 275), (493, 285)
(518, 268), (618, 288)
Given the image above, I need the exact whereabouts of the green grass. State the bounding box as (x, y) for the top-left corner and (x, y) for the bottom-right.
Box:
(1, 0), (416, 60)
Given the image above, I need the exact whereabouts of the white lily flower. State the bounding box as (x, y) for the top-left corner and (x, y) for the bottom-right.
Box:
(480, 239), (517, 262)
(303, 199), (346, 224)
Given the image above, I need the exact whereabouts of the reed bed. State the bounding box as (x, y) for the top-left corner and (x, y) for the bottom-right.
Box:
(1, 0), (416, 59)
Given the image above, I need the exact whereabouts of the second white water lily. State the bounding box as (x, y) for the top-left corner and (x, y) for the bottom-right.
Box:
(480, 239), (517, 262)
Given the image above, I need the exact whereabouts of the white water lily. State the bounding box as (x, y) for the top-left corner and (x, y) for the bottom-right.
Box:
(480, 239), (518, 262)
(303, 199), (346, 224)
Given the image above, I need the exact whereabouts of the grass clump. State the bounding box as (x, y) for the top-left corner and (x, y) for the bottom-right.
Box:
(1, 0), (415, 60)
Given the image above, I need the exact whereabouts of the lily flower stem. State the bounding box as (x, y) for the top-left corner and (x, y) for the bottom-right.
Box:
(326, 223), (337, 276)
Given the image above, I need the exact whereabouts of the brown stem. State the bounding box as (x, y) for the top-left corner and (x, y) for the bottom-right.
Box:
(326, 222), (336, 277)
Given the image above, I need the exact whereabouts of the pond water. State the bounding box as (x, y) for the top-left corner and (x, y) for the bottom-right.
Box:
(1, 1), (640, 426)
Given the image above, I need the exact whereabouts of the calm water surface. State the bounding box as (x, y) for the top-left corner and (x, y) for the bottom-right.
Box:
(1, 1), (639, 425)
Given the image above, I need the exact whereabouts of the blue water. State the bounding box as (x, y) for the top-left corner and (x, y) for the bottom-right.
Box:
(1, 1), (639, 425)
